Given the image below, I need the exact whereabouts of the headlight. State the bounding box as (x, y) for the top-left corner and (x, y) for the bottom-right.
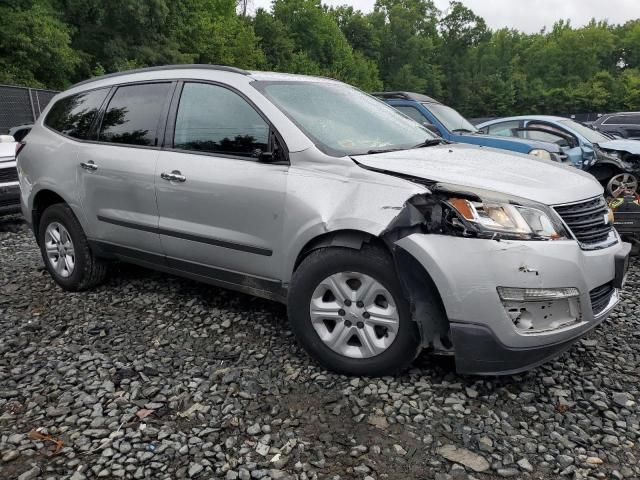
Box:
(529, 149), (552, 160)
(446, 196), (569, 240)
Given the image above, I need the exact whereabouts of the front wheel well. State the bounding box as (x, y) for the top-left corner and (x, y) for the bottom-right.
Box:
(32, 190), (66, 240)
(291, 229), (451, 350)
(292, 230), (386, 272)
(587, 165), (620, 182)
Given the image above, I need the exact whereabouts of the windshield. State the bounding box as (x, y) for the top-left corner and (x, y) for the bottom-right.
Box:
(558, 119), (611, 144)
(254, 81), (435, 156)
(426, 103), (478, 133)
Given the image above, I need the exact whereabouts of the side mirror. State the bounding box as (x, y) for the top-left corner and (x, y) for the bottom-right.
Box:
(0, 135), (15, 143)
(566, 138), (578, 149)
(252, 148), (274, 162)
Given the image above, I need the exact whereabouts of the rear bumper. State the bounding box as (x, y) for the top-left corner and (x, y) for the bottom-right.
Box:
(0, 183), (20, 215)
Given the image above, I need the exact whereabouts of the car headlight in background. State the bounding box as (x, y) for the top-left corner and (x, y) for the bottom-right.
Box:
(528, 149), (552, 160)
(446, 197), (569, 240)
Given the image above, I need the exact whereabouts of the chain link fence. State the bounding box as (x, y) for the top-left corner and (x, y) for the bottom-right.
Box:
(0, 85), (59, 134)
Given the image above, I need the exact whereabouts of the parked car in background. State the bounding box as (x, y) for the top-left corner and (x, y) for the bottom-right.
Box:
(592, 112), (640, 140)
(18, 65), (629, 376)
(374, 92), (568, 163)
(0, 135), (21, 216)
(8, 124), (33, 143)
(477, 116), (640, 197)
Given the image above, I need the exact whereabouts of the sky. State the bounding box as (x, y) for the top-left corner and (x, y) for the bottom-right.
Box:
(249, 0), (640, 33)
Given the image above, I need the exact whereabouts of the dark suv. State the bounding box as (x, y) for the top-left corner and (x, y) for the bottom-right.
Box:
(593, 113), (640, 140)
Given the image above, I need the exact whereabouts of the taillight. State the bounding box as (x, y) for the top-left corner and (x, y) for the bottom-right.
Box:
(16, 142), (25, 157)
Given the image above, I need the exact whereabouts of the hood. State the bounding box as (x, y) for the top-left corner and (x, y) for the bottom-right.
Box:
(353, 143), (602, 205)
(597, 139), (640, 155)
(458, 132), (562, 153)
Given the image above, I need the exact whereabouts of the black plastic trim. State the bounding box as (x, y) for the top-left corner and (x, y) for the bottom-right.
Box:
(450, 319), (606, 376)
(96, 215), (272, 256)
(89, 240), (286, 302)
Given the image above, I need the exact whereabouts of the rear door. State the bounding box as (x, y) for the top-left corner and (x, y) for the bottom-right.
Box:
(77, 82), (174, 254)
(155, 81), (287, 283)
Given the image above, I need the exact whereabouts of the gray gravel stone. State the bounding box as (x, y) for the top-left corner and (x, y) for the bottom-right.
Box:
(0, 217), (638, 480)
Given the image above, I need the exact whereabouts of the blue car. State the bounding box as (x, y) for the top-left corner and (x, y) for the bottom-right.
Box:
(476, 115), (640, 197)
(374, 92), (566, 163)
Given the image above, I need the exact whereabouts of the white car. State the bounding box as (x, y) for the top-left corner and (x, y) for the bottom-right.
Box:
(0, 135), (20, 216)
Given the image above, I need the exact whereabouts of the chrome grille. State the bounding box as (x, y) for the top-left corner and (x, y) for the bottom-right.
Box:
(589, 282), (614, 316)
(0, 166), (18, 183)
(553, 196), (612, 246)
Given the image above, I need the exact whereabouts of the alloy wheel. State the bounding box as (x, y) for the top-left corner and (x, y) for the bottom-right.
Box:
(607, 173), (638, 197)
(44, 222), (75, 278)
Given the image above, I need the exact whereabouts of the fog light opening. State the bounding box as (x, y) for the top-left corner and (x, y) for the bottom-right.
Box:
(499, 287), (582, 334)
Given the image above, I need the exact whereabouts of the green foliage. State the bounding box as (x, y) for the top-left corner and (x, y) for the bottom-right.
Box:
(2, 0), (639, 116)
(0, 1), (80, 88)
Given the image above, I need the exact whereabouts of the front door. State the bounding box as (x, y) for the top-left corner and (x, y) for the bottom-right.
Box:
(524, 120), (584, 168)
(155, 82), (287, 284)
(77, 82), (173, 254)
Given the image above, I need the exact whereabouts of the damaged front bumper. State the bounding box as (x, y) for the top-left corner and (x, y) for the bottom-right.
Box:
(396, 234), (630, 375)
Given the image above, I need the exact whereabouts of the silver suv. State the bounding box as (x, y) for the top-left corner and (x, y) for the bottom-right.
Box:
(18, 65), (630, 376)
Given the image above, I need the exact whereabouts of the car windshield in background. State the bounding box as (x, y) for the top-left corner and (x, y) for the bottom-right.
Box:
(254, 81), (435, 156)
(427, 103), (478, 133)
(559, 119), (611, 144)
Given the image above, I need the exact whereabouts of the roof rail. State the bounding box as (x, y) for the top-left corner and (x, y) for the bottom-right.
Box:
(371, 91), (440, 104)
(70, 64), (250, 89)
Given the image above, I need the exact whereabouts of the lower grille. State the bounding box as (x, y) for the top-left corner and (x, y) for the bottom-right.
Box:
(553, 196), (613, 246)
(0, 166), (18, 183)
(590, 283), (615, 316)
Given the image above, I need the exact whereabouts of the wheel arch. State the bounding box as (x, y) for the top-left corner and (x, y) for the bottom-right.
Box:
(289, 228), (451, 351)
(291, 229), (382, 273)
(31, 188), (85, 242)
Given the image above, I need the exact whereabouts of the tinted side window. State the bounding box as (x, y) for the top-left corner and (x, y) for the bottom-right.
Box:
(522, 129), (570, 147)
(487, 120), (519, 136)
(44, 89), (109, 139)
(605, 115), (640, 125)
(395, 106), (427, 124)
(174, 83), (269, 157)
(99, 83), (171, 146)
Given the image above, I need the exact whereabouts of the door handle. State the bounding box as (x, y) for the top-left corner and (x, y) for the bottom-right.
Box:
(80, 161), (98, 171)
(160, 170), (186, 183)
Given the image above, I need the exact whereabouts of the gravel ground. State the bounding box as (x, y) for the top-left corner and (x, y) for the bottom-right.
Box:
(1, 214), (640, 480)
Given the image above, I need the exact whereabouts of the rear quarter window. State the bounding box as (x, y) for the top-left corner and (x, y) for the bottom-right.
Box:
(44, 89), (109, 139)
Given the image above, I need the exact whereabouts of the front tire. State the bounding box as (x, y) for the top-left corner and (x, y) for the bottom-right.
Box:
(38, 203), (108, 291)
(288, 246), (420, 376)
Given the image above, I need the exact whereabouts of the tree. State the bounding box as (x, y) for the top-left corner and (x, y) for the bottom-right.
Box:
(0, 1), (80, 88)
(2, 0), (639, 117)
(256, 0), (382, 90)
(370, 0), (443, 95)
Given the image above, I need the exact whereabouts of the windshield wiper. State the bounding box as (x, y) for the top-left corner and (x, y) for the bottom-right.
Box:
(412, 138), (448, 148)
(365, 147), (404, 154)
(451, 128), (476, 134)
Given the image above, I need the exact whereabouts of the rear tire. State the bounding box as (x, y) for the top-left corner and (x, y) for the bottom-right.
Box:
(38, 203), (108, 291)
(288, 245), (421, 376)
